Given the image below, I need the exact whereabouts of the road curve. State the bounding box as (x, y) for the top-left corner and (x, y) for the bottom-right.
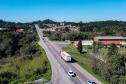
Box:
(35, 24), (102, 84)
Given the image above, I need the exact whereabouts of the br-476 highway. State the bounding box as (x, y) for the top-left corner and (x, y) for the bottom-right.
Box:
(35, 24), (102, 84)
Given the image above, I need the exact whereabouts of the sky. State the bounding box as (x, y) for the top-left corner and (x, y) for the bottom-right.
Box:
(0, 0), (126, 22)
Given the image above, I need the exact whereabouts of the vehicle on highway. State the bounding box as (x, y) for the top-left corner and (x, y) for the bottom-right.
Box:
(87, 80), (96, 84)
(43, 35), (46, 37)
(44, 40), (46, 42)
(60, 51), (71, 62)
(68, 70), (76, 77)
(42, 37), (44, 40)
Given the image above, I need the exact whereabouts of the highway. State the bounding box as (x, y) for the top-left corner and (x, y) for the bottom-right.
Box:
(35, 24), (102, 84)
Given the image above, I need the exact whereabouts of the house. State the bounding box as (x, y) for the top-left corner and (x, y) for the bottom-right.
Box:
(94, 36), (126, 46)
(0, 28), (6, 31)
(16, 28), (24, 32)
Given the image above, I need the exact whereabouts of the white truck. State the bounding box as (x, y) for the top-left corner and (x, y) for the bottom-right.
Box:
(60, 51), (71, 62)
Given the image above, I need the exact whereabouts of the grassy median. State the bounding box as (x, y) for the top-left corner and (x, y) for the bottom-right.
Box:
(64, 44), (109, 84)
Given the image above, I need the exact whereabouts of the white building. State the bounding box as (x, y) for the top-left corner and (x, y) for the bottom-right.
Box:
(0, 28), (6, 31)
(74, 40), (93, 46)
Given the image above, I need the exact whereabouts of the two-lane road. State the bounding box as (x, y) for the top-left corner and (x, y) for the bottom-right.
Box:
(36, 25), (76, 84)
(35, 24), (102, 84)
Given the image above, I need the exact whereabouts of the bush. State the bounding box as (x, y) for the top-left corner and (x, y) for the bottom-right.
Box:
(0, 71), (17, 83)
(119, 76), (126, 84)
(110, 75), (119, 84)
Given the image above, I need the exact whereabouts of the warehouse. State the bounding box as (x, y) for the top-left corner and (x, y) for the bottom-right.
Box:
(94, 36), (126, 46)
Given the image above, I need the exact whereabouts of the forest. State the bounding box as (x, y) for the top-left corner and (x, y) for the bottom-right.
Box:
(0, 20), (38, 58)
(79, 20), (126, 35)
(0, 20), (51, 83)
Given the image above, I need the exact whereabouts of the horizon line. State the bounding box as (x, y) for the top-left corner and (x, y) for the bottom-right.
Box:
(0, 19), (126, 23)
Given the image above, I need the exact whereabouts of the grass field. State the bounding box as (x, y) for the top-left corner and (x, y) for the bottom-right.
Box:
(64, 45), (109, 84)
(83, 45), (126, 60)
(0, 46), (51, 83)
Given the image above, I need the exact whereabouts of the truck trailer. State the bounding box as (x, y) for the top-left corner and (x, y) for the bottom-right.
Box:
(60, 51), (71, 62)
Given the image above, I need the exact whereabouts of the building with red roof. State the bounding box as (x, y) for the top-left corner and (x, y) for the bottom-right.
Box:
(16, 28), (24, 33)
(94, 36), (126, 46)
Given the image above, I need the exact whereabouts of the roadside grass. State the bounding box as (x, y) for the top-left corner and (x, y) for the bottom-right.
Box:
(0, 46), (51, 83)
(64, 45), (109, 84)
(39, 47), (52, 80)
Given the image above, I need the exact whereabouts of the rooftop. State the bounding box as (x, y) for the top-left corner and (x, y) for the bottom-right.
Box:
(94, 36), (126, 40)
(62, 51), (71, 56)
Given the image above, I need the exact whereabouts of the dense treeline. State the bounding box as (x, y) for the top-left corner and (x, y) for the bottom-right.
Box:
(0, 20), (35, 31)
(0, 19), (39, 58)
(0, 28), (38, 59)
(0, 20), (51, 83)
(79, 20), (126, 35)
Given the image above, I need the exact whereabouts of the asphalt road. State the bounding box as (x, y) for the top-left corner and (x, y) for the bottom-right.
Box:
(35, 24), (102, 84)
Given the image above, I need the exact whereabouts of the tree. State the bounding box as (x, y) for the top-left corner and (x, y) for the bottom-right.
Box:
(119, 76), (126, 84)
(64, 27), (70, 32)
(92, 42), (98, 53)
(107, 44), (118, 58)
(105, 44), (125, 83)
(79, 21), (83, 31)
(101, 66), (111, 81)
(107, 44), (119, 68)
(107, 44), (119, 66)
(116, 55), (126, 76)
(77, 39), (82, 53)
(20, 44), (31, 57)
(110, 75), (119, 84)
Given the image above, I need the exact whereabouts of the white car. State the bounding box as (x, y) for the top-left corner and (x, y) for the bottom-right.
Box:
(68, 70), (76, 77)
(87, 80), (96, 84)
